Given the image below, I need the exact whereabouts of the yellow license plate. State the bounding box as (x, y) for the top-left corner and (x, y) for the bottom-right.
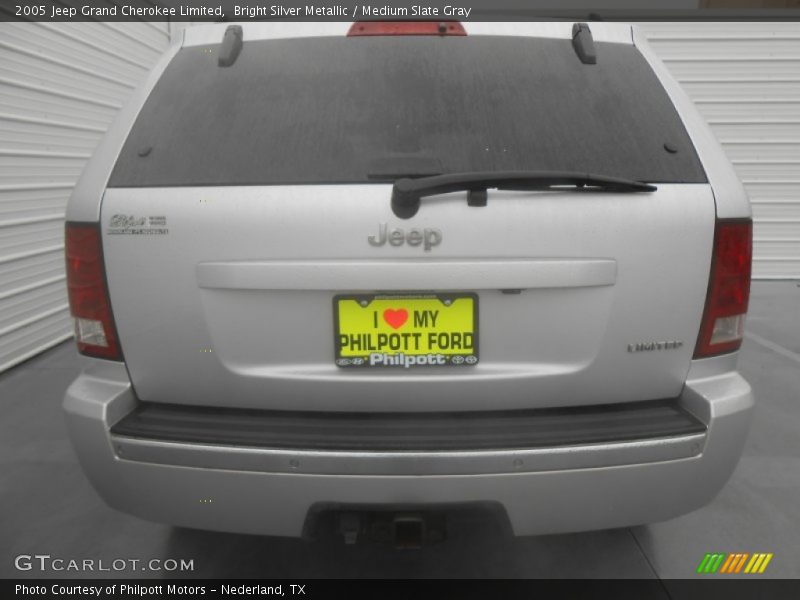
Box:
(334, 293), (478, 368)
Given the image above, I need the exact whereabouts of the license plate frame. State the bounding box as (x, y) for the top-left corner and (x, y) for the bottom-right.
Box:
(333, 292), (479, 368)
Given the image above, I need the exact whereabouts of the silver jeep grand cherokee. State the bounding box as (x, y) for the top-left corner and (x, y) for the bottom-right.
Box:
(63, 21), (754, 540)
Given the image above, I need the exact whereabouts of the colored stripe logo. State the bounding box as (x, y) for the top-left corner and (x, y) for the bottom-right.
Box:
(697, 553), (773, 574)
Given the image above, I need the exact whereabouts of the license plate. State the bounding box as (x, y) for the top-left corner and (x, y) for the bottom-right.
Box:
(334, 293), (478, 368)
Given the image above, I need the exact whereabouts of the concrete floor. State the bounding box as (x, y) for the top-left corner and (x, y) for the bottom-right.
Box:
(1, 282), (798, 580)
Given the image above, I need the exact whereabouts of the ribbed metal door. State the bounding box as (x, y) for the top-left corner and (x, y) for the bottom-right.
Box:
(0, 21), (171, 372)
(642, 22), (800, 279)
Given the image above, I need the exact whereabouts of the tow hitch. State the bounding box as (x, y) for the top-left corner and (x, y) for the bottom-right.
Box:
(335, 511), (446, 549)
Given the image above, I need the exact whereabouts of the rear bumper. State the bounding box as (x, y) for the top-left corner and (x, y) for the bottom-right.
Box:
(64, 359), (753, 537)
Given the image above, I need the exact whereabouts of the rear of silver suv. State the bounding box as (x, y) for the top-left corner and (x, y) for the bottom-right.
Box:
(63, 22), (754, 538)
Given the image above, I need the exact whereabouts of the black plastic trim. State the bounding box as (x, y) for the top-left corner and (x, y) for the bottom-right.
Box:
(111, 399), (707, 452)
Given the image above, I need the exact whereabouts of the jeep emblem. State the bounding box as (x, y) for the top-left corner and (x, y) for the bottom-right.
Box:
(368, 223), (442, 251)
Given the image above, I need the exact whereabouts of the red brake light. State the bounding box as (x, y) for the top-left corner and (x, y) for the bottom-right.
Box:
(694, 219), (752, 359)
(65, 223), (122, 360)
(347, 21), (467, 37)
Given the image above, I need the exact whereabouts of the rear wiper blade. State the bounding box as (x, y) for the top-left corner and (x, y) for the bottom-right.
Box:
(368, 169), (442, 181)
(390, 170), (657, 219)
(366, 155), (442, 181)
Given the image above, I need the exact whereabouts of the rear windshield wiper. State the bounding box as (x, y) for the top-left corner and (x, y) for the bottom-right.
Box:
(390, 170), (657, 218)
(366, 155), (442, 181)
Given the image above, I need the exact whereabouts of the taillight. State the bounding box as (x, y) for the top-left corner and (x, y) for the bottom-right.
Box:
(347, 21), (467, 36)
(65, 222), (122, 360)
(694, 219), (752, 358)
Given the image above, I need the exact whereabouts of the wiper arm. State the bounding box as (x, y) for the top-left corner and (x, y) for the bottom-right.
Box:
(390, 170), (657, 219)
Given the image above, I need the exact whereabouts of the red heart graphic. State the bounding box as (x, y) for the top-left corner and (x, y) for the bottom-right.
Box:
(383, 308), (408, 330)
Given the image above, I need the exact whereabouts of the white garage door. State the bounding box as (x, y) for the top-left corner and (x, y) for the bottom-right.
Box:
(0, 21), (171, 372)
(0, 21), (797, 373)
(641, 22), (800, 280)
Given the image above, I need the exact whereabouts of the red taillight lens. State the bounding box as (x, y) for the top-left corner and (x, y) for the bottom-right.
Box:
(694, 219), (752, 358)
(347, 21), (467, 37)
(65, 223), (122, 360)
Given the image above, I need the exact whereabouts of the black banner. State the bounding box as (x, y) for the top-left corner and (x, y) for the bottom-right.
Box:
(6, 579), (800, 600)
(2, 0), (800, 22)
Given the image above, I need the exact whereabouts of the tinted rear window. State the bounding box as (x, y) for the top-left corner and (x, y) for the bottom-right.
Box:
(109, 35), (707, 187)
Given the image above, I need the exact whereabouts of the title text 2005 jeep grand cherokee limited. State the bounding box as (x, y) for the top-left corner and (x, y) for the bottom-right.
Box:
(63, 21), (754, 541)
